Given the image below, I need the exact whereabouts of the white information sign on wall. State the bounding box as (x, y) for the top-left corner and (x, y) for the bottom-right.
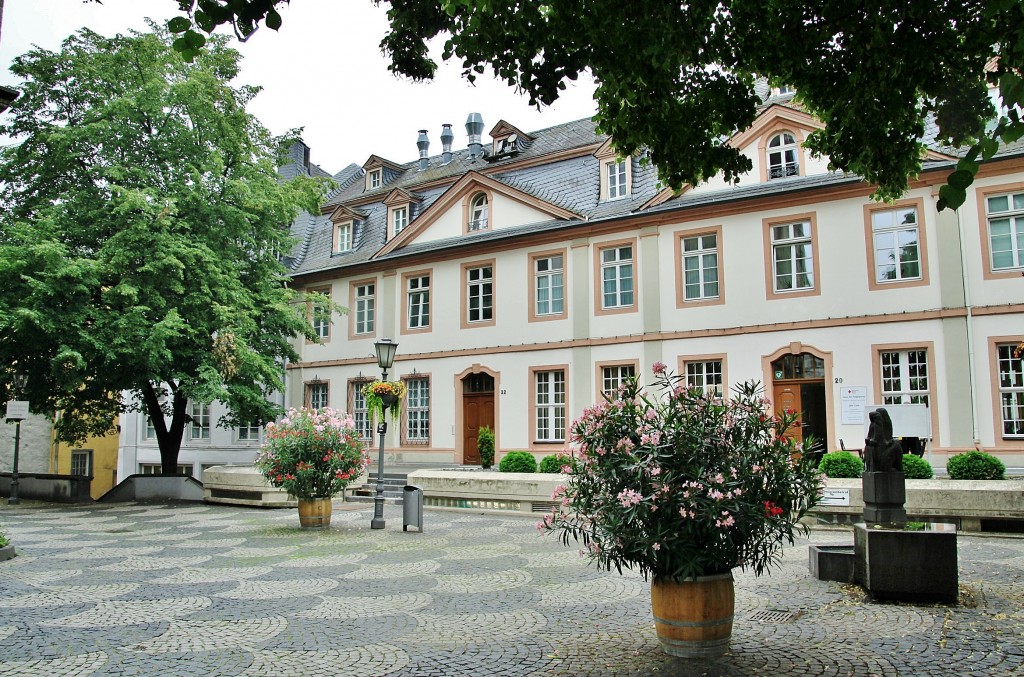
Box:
(819, 488), (851, 507)
(840, 387), (867, 425)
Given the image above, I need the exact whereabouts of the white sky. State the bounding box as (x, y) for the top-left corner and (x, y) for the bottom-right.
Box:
(0, 0), (598, 175)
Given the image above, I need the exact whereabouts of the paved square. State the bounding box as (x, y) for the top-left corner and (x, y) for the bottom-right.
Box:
(1, 502), (1021, 676)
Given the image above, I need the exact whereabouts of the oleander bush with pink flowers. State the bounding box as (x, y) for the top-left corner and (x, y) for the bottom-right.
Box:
(541, 363), (824, 582)
(255, 407), (369, 500)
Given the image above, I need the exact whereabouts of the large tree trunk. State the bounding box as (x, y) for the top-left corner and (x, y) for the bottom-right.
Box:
(141, 382), (188, 474)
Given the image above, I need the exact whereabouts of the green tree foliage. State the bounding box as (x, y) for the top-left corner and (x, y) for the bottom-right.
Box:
(0, 26), (332, 471)
(156, 1), (1022, 210)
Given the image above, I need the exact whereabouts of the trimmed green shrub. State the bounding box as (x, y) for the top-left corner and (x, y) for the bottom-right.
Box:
(499, 451), (537, 473)
(478, 426), (495, 469)
(818, 451), (864, 478)
(901, 454), (934, 479)
(0, 529), (7, 548)
(539, 454), (572, 474)
(946, 451), (1006, 480)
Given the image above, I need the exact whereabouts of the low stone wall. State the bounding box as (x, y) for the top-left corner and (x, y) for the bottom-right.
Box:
(0, 473), (93, 503)
(809, 478), (1024, 531)
(202, 465), (296, 507)
(98, 474), (205, 503)
(407, 470), (564, 514)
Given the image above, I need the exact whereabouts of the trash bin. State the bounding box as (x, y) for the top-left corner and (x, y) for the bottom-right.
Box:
(403, 485), (423, 532)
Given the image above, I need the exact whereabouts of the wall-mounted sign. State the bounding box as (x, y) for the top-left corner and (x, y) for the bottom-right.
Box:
(840, 387), (867, 425)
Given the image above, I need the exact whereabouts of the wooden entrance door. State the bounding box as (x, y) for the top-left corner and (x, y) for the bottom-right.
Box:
(773, 382), (803, 443)
(462, 393), (494, 465)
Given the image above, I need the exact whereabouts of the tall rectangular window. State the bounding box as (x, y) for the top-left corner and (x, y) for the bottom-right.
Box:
(189, 402), (210, 440)
(872, 207), (921, 282)
(407, 275), (430, 329)
(601, 365), (636, 396)
(311, 288), (330, 340)
(880, 350), (930, 406)
(685, 360), (723, 397)
(71, 449), (92, 477)
(997, 344), (1024, 437)
(682, 234), (719, 301)
(986, 191), (1024, 271)
(535, 254), (564, 316)
(393, 206), (408, 234)
(351, 381), (373, 441)
(772, 221), (814, 292)
(601, 245), (634, 309)
(405, 378), (430, 443)
(306, 382), (329, 410)
(535, 370), (566, 442)
(355, 282), (375, 335)
(467, 265), (493, 323)
(335, 222), (353, 252)
(607, 160), (628, 199)
(368, 169), (381, 189)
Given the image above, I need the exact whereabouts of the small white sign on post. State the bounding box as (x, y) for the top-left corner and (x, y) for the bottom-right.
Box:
(5, 400), (29, 421)
(819, 488), (851, 507)
(840, 387), (867, 425)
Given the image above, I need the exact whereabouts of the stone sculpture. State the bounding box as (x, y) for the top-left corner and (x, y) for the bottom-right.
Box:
(863, 408), (903, 473)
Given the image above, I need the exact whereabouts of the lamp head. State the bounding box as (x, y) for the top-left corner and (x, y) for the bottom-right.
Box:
(373, 338), (398, 371)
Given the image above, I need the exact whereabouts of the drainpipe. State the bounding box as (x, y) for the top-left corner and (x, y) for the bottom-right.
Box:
(954, 206), (981, 449)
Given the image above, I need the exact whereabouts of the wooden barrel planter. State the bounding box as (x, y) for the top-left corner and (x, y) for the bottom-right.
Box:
(650, 572), (734, 658)
(297, 498), (333, 529)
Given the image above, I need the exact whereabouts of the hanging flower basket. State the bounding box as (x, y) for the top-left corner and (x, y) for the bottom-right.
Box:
(362, 380), (407, 421)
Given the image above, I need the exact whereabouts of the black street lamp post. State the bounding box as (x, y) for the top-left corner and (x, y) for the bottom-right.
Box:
(371, 338), (398, 529)
(6, 372), (29, 505)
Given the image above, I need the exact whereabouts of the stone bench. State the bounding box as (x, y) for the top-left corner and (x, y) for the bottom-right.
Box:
(202, 465), (296, 507)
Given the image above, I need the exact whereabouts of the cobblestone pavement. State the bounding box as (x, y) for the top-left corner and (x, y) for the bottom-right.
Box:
(0, 502), (1022, 676)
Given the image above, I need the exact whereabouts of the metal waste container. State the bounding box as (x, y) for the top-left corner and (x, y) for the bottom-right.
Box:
(403, 485), (423, 532)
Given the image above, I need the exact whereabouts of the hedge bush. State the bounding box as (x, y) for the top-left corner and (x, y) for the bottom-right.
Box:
(478, 426), (495, 469)
(0, 529), (7, 548)
(539, 454), (572, 474)
(499, 451), (537, 473)
(946, 451), (1006, 480)
(901, 454), (934, 479)
(818, 451), (864, 478)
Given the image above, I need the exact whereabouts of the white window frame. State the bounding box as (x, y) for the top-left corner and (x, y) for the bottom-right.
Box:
(368, 168), (382, 189)
(189, 402), (210, 440)
(607, 159), (628, 200)
(306, 382), (329, 410)
(71, 449), (93, 477)
(407, 275), (430, 329)
(880, 349), (930, 406)
(351, 381), (373, 441)
(237, 422), (261, 441)
(601, 365), (636, 396)
(685, 360), (723, 397)
(139, 463), (192, 476)
(771, 221), (815, 292)
(355, 282), (375, 335)
(393, 206), (408, 234)
(469, 193), (489, 231)
(466, 265), (493, 323)
(681, 233), (720, 301)
(985, 191), (1024, 271)
(997, 344), (1024, 438)
(405, 378), (430, 443)
(767, 132), (799, 179)
(311, 289), (331, 340)
(335, 222), (353, 252)
(534, 254), (564, 316)
(871, 207), (922, 282)
(601, 245), (634, 309)
(535, 370), (566, 442)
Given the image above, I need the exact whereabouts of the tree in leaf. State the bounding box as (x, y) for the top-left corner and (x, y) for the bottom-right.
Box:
(0, 25), (332, 472)
(155, 0), (1022, 210)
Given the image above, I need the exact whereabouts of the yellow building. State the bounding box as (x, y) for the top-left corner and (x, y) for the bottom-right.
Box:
(52, 423), (119, 500)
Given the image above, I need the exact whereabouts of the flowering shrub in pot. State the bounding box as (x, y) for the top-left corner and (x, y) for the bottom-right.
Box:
(255, 407), (369, 527)
(362, 380), (407, 421)
(540, 364), (823, 656)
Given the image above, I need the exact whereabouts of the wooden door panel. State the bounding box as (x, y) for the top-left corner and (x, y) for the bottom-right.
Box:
(773, 383), (803, 443)
(462, 394), (494, 465)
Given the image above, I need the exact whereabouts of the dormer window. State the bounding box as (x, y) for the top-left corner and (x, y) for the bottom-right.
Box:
(393, 206), (408, 235)
(607, 159), (629, 200)
(767, 132), (799, 179)
(334, 221), (353, 253)
(773, 85), (795, 96)
(368, 169), (382, 190)
(469, 193), (489, 231)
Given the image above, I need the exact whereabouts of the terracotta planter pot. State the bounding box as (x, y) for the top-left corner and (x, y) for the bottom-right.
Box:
(297, 498), (333, 529)
(650, 571), (734, 658)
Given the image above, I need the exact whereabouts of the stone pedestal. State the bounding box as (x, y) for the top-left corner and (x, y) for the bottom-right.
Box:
(854, 522), (958, 604)
(808, 545), (855, 583)
(863, 471), (907, 524)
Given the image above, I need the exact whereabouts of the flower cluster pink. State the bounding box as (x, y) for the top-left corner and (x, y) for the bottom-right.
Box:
(617, 488), (643, 507)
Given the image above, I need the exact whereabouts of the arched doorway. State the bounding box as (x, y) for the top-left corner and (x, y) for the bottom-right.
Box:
(766, 347), (831, 459)
(459, 370), (495, 465)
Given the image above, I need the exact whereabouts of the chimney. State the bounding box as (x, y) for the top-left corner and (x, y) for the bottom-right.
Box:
(440, 123), (454, 164)
(465, 112), (484, 159)
(416, 129), (430, 171)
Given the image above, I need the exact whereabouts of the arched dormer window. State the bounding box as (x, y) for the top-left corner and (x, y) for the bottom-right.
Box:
(767, 132), (799, 179)
(468, 193), (489, 231)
